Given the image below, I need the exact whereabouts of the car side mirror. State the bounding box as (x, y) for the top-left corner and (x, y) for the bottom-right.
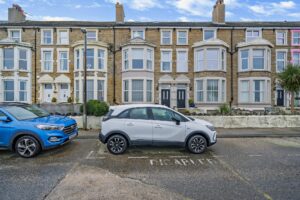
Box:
(172, 117), (180, 125)
(0, 116), (10, 122)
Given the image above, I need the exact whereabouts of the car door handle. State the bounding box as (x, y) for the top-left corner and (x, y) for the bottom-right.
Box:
(126, 123), (134, 126)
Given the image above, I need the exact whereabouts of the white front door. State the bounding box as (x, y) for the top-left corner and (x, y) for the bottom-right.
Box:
(151, 107), (186, 143)
(59, 83), (69, 102)
(43, 84), (53, 103)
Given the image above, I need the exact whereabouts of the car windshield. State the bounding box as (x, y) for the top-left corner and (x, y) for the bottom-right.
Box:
(4, 105), (50, 120)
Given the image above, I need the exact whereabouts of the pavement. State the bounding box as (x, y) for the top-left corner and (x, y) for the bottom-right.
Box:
(77, 128), (300, 139)
(0, 129), (300, 200)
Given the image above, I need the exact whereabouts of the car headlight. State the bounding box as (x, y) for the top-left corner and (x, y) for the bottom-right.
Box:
(206, 125), (215, 132)
(36, 124), (64, 131)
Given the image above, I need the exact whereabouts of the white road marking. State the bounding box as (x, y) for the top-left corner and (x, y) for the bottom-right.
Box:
(168, 156), (189, 158)
(212, 155), (225, 158)
(287, 154), (300, 157)
(248, 154), (262, 157)
(86, 151), (106, 160)
(128, 156), (149, 159)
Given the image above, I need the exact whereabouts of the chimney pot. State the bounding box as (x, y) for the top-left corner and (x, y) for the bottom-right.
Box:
(8, 4), (26, 22)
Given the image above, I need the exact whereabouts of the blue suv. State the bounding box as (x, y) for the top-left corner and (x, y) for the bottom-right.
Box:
(0, 103), (78, 158)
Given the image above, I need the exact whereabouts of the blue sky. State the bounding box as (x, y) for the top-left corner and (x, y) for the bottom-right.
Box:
(0, 0), (300, 22)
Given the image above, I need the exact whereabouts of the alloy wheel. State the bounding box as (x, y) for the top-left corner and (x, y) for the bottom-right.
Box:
(16, 136), (40, 158)
(189, 135), (207, 154)
(107, 135), (127, 154)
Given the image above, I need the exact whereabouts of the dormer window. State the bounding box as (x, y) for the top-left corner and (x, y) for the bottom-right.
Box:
(246, 29), (261, 42)
(9, 29), (21, 42)
(203, 29), (216, 41)
(131, 29), (145, 39)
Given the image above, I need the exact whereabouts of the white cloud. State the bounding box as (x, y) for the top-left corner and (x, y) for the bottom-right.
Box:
(249, 5), (266, 15)
(0, 0), (5, 4)
(249, 1), (296, 16)
(105, 0), (162, 10)
(178, 16), (190, 22)
(271, 1), (296, 9)
(288, 13), (300, 18)
(29, 15), (76, 21)
(168, 0), (214, 17)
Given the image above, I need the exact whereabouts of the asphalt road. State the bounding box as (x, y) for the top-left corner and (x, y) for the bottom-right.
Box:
(0, 134), (300, 200)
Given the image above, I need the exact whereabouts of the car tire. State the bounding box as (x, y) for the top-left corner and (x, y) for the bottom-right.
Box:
(107, 135), (128, 155)
(187, 135), (207, 154)
(15, 135), (41, 158)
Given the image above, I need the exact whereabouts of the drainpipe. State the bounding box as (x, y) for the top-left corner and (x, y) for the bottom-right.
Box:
(229, 28), (234, 108)
(113, 25), (116, 104)
(34, 28), (37, 104)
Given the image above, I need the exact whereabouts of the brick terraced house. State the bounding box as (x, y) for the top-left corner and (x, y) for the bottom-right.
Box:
(0, 1), (300, 111)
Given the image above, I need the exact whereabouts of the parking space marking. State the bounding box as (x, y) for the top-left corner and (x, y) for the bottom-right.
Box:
(128, 156), (149, 159)
(149, 158), (219, 166)
(287, 154), (300, 157)
(248, 154), (263, 157)
(86, 151), (106, 160)
(168, 155), (189, 158)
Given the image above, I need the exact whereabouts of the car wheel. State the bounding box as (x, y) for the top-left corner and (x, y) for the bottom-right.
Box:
(107, 135), (128, 155)
(15, 136), (41, 158)
(187, 135), (207, 154)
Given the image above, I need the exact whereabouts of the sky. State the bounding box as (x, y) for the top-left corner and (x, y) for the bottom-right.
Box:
(0, 0), (300, 22)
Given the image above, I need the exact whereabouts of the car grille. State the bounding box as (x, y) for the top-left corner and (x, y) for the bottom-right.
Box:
(63, 124), (77, 135)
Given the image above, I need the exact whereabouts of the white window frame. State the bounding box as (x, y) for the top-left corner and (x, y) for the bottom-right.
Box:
(176, 48), (188, 73)
(276, 30), (288, 46)
(238, 77), (271, 104)
(194, 77), (226, 104)
(57, 48), (69, 73)
(18, 47), (28, 71)
(177, 29), (188, 45)
(238, 47), (271, 72)
(276, 49), (288, 73)
(160, 49), (172, 72)
(3, 79), (15, 102)
(194, 47), (226, 72)
(2, 47), (15, 70)
(86, 29), (98, 41)
(41, 48), (54, 72)
(131, 28), (145, 39)
(203, 28), (217, 41)
(41, 29), (53, 45)
(122, 78), (154, 103)
(246, 28), (262, 42)
(122, 46), (154, 71)
(57, 29), (69, 45)
(8, 29), (22, 42)
(19, 79), (28, 102)
(160, 29), (172, 45)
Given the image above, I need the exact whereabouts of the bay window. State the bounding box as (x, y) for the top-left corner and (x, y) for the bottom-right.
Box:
(19, 49), (27, 70)
(195, 78), (226, 103)
(122, 79), (153, 103)
(3, 48), (14, 70)
(4, 80), (14, 102)
(75, 78), (106, 102)
(19, 80), (27, 102)
(87, 80), (94, 101)
(75, 49), (80, 70)
(238, 78), (271, 104)
(276, 50), (287, 72)
(161, 50), (172, 72)
(75, 80), (79, 101)
(97, 80), (105, 101)
(194, 47), (226, 71)
(122, 47), (154, 71)
(176, 49), (188, 72)
(98, 49), (105, 70)
(292, 51), (300, 65)
(239, 47), (271, 71)
(86, 49), (94, 69)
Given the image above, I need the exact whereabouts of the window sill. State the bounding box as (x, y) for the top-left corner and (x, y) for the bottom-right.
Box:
(194, 70), (226, 72)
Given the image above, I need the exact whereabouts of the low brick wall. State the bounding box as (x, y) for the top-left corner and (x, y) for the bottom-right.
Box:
(70, 115), (300, 130)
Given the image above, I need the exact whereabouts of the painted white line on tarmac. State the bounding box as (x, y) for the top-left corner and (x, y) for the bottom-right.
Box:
(128, 156), (149, 159)
(86, 151), (94, 159)
(168, 156), (189, 158)
(288, 154), (300, 157)
(212, 155), (225, 158)
(248, 154), (262, 157)
(86, 151), (106, 159)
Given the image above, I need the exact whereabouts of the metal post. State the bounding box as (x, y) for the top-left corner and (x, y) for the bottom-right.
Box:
(81, 29), (87, 130)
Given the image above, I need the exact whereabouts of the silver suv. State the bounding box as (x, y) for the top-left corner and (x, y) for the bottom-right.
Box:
(99, 104), (217, 154)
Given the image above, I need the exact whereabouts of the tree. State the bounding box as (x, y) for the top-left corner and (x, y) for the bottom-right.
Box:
(278, 64), (300, 113)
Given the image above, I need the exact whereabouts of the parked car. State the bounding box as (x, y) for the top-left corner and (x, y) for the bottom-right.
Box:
(0, 103), (78, 158)
(99, 104), (217, 154)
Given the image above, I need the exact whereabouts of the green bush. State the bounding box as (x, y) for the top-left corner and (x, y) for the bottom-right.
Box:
(67, 97), (73, 103)
(219, 103), (231, 115)
(80, 100), (109, 116)
(51, 97), (57, 103)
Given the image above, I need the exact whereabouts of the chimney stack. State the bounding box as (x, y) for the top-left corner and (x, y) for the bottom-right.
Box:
(8, 4), (26, 22)
(115, 2), (125, 23)
(212, 0), (225, 24)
